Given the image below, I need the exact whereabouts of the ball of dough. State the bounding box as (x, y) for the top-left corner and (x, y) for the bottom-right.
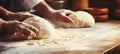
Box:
(57, 11), (95, 28)
(23, 16), (56, 39)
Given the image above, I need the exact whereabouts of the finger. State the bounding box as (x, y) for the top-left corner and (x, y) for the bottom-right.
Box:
(11, 28), (36, 40)
(21, 28), (37, 40)
(14, 23), (37, 40)
(26, 24), (40, 39)
(61, 15), (74, 23)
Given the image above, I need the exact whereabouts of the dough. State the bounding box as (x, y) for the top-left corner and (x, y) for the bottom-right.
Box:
(23, 16), (56, 39)
(56, 11), (95, 28)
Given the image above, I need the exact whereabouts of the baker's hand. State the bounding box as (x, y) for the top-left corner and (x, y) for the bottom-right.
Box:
(46, 9), (74, 24)
(0, 21), (39, 41)
(7, 12), (33, 21)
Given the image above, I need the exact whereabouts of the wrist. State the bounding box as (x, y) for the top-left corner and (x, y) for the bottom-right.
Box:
(44, 9), (56, 18)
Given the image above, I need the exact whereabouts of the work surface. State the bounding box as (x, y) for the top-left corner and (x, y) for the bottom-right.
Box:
(0, 21), (120, 54)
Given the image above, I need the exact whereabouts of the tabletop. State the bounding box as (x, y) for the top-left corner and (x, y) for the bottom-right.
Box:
(0, 21), (120, 54)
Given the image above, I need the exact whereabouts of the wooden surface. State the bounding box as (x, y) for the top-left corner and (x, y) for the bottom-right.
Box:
(0, 21), (120, 54)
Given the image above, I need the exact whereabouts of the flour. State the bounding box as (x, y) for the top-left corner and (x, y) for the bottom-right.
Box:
(26, 30), (85, 47)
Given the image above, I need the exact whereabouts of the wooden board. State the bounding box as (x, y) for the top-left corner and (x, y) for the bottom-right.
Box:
(0, 21), (120, 54)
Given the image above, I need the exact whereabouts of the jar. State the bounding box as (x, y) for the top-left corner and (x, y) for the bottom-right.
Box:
(71, 0), (89, 11)
(45, 0), (70, 10)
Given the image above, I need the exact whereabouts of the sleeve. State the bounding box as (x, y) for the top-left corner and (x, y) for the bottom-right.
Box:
(18, 0), (44, 11)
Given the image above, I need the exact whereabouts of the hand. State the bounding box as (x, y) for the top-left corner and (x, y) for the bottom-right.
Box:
(46, 9), (74, 24)
(0, 21), (39, 41)
(7, 12), (33, 21)
(33, 1), (74, 25)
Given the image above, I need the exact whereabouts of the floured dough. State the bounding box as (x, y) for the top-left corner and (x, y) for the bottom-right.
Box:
(56, 11), (95, 28)
(23, 16), (56, 39)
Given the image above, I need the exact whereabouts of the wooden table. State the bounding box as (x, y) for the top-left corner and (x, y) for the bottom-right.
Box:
(0, 21), (120, 54)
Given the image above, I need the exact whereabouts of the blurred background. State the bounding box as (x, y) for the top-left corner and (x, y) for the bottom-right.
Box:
(45, 0), (120, 21)
(0, 0), (119, 21)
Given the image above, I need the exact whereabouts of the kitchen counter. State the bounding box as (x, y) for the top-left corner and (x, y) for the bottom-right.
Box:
(0, 20), (120, 54)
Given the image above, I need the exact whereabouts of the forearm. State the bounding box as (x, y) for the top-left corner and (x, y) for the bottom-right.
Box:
(33, 1), (55, 18)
